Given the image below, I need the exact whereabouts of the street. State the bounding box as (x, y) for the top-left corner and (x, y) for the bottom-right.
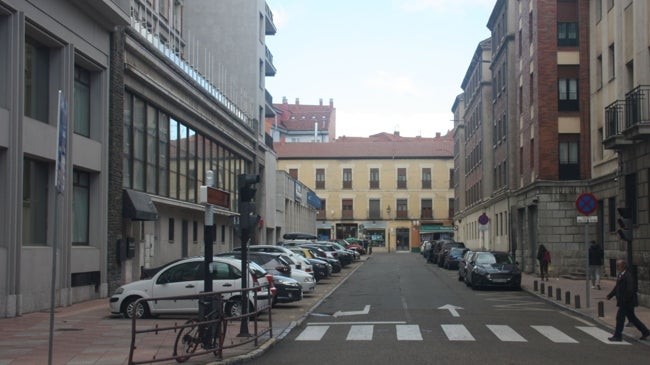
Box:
(246, 252), (650, 365)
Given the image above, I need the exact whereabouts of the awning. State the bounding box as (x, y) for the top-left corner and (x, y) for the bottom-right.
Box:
(420, 225), (454, 232)
(123, 189), (159, 221)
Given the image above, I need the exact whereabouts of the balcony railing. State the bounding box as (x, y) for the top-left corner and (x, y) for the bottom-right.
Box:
(625, 85), (650, 128)
(603, 99), (633, 150)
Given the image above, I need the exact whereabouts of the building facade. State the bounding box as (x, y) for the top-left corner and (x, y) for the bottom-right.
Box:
(269, 97), (336, 143)
(275, 135), (455, 252)
(0, 0), (130, 317)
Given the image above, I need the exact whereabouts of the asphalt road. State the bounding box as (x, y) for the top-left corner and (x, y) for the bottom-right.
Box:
(245, 252), (650, 365)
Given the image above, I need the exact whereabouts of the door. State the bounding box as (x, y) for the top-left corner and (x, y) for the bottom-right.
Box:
(151, 261), (203, 313)
(396, 228), (410, 251)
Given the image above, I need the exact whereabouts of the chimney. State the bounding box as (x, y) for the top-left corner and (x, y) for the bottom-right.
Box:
(295, 98), (299, 105)
(319, 98), (323, 106)
(436, 132), (441, 138)
(282, 96), (287, 104)
(394, 131), (400, 136)
(329, 98), (334, 107)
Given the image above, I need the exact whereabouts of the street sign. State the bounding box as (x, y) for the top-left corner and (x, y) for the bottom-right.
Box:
(576, 216), (598, 223)
(478, 213), (489, 225)
(575, 193), (598, 215)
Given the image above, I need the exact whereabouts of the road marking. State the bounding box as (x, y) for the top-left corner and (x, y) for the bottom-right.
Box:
(333, 305), (370, 318)
(347, 325), (373, 341)
(438, 304), (463, 317)
(396, 324), (423, 341)
(306, 321), (406, 326)
(576, 326), (630, 345)
(486, 325), (527, 342)
(442, 324), (475, 341)
(558, 311), (593, 326)
(295, 326), (329, 341)
(531, 325), (578, 343)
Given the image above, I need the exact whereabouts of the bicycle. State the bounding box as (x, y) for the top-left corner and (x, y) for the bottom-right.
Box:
(173, 298), (228, 363)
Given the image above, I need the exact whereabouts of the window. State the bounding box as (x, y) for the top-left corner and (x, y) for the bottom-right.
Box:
(146, 105), (158, 194)
(168, 218), (175, 241)
(342, 168), (352, 189)
(192, 221), (198, 243)
(369, 199), (381, 220)
(421, 199), (432, 219)
(608, 44), (615, 81)
(72, 170), (90, 245)
(74, 66), (91, 137)
(421, 168), (431, 189)
(317, 199), (326, 220)
(559, 138), (579, 180)
(315, 168), (325, 189)
(342, 199), (353, 219)
(449, 169), (454, 189)
(558, 78), (578, 111)
(397, 168), (407, 189)
(24, 37), (50, 123)
(22, 158), (49, 245)
(557, 22), (578, 47)
(396, 199), (408, 219)
(596, 55), (603, 89)
(448, 198), (455, 218)
(369, 168), (379, 189)
(289, 168), (298, 180)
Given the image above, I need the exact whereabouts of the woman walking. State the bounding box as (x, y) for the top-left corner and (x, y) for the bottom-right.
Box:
(536, 244), (551, 281)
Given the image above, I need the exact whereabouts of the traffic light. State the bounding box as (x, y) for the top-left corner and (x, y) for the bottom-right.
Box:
(617, 208), (633, 242)
(238, 174), (260, 202)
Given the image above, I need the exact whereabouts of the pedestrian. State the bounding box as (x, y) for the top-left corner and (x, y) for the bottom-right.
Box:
(588, 240), (604, 290)
(606, 259), (650, 341)
(536, 244), (551, 281)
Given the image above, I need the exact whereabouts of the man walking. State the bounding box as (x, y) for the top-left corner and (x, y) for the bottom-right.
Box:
(588, 240), (603, 290)
(606, 259), (650, 341)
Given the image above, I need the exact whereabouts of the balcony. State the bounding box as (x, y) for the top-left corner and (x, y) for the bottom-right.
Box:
(265, 89), (276, 117)
(265, 46), (276, 77)
(623, 85), (650, 140)
(603, 100), (632, 150)
(265, 3), (277, 35)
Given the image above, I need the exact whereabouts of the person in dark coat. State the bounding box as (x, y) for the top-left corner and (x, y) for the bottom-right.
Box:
(588, 240), (604, 290)
(536, 244), (550, 281)
(606, 259), (650, 341)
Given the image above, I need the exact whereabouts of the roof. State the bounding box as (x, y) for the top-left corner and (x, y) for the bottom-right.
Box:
(274, 138), (453, 159)
(273, 100), (334, 132)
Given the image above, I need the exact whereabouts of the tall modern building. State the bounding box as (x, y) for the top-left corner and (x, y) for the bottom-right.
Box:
(0, 0), (130, 317)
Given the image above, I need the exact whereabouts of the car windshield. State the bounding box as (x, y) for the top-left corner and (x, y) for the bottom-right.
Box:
(476, 252), (514, 265)
(450, 248), (465, 255)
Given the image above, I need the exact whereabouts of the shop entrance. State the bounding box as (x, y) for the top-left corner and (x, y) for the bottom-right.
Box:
(396, 228), (410, 251)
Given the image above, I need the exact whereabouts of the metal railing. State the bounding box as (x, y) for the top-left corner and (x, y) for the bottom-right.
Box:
(127, 285), (273, 364)
(625, 85), (650, 129)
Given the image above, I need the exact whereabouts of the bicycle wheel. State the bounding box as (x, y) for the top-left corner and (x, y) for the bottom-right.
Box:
(174, 319), (200, 363)
(211, 316), (228, 357)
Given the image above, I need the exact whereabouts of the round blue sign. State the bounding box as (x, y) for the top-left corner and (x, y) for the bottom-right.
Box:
(478, 213), (489, 225)
(575, 193), (597, 215)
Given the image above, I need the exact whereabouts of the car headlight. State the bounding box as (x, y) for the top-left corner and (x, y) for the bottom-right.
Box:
(274, 278), (294, 286)
(113, 287), (124, 295)
(305, 277), (315, 283)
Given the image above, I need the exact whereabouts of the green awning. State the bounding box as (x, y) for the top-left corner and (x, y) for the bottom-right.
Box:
(420, 225), (454, 232)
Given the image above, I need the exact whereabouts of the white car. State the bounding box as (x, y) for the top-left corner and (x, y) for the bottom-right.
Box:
(108, 257), (273, 319)
(290, 268), (316, 294)
(237, 245), (312, 272)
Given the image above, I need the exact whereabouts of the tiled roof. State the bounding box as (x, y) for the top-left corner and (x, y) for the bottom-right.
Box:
(273, 101), (334, 132)
(274, 138), (453, 159)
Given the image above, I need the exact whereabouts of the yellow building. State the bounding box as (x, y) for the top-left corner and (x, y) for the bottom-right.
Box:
(274, 133), (455, 252)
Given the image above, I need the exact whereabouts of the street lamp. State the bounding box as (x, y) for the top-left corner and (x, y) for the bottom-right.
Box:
(386, 206), (391, 252)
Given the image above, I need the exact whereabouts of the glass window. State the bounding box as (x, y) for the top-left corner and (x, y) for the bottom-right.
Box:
(73, 66), (91, 137)
(146, 105), (157, 194)
(370, 168), (379, 189)
(158, 112), (169, 196)
(169, 118), (179, 199)
(397, 168), (407, 189)
(25, 37), (49, 123)
(315, 168), (325, 189)
(369, 199), (380, 219)
(123, 93), (133, 188)
(342, 168), (352, 189)
(22, 158), (49, 245)
(73, 170), (90, 245)
(422, 168), (431, 189)
(133, 97), (146, 191)
(396, 199), (408, 218)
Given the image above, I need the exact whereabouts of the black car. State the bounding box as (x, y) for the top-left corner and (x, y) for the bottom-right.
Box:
(437, 241), (465, 267)
(270, 274), (302, 306)
(465, 251), (521, 290)
(442, 247), (468, 270)
(457, 249), (475, 282)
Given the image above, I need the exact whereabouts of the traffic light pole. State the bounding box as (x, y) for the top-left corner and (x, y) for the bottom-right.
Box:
(237, 174), (260, 337)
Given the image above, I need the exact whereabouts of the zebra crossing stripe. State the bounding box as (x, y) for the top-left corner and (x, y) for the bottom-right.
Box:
(441, 324), (475, 341)
(576, 326), (630, 345)
(486, 325), (527, 342)
(531, 325), (578, 343)
(296, 325), (329, 341)
(347, 325), (373, 341)
(396, 324), (423, 341)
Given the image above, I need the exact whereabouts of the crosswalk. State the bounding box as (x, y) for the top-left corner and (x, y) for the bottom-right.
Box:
(294, 322), (631, 345)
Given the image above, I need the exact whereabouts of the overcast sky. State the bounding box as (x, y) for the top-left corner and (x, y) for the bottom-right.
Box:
(265, 0), (495, 138)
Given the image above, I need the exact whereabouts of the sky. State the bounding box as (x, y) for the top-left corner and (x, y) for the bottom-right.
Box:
(265, 0), (495, 139)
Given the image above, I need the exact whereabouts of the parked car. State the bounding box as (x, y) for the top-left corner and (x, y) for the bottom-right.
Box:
(293, 246), (342, 273)
(109, 257), (273, 319)
(330, 241), (360, 261)
(420, 241), (432, 259)
(339, 238), (366, 255)
(465, 251), (521, 290)
(289, 248), (331, 281)
(234, 244), (310, 272)
(437, 241), (466, 267)
(457, 249), (475, 282)
(270, 275), (302, 306)
(309, 242), (354, 266)
(443, 247), (468, 270)
(140, 258), (184, 280)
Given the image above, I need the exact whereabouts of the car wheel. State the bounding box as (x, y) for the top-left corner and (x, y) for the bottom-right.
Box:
(225, 298), (254, 318)
(470, 275), (480, 290)
(123, 296), (150, 319)
(458, 273), (464, 281)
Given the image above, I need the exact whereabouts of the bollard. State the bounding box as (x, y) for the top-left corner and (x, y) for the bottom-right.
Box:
(598, 301), (604, 317)
(575, 295), (581, 309)
(556, 288), (562, 301)
(534, 280), (538, 292)
(565, 291), (571, 305)
(548, 286), (553, 298)
(540, 283), (545, 295)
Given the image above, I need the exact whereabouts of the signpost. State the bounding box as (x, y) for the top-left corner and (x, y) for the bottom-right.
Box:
(478, 213), (489, 250)
(575, 193), (598, 308)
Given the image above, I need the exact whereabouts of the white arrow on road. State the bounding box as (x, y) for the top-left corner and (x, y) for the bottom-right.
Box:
(438, 304), (463, 317)
(333, 305), (371, 318)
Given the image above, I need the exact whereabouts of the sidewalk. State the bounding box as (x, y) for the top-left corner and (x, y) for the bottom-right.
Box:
(520, 271), (650, 344)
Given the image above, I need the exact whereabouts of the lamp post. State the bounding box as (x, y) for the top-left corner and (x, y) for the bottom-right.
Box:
(386, 205), (391, 253)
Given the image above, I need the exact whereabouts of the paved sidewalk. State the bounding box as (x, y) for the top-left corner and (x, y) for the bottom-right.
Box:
(520, 271), (650, 344)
